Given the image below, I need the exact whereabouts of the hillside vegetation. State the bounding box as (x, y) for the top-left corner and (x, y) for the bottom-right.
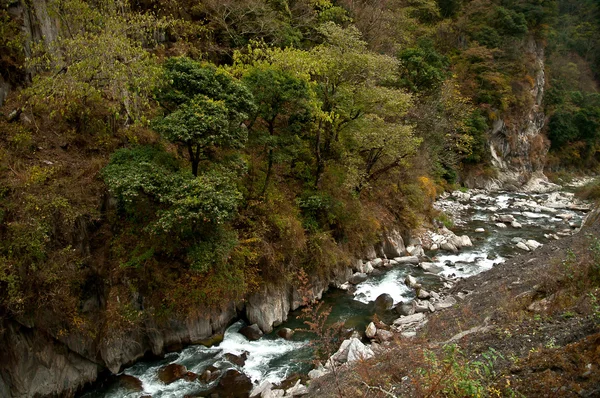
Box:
(0, 0), (598, 358)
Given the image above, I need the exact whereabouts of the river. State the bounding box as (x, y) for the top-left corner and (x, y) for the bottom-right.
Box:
(81, 185), (592, 397)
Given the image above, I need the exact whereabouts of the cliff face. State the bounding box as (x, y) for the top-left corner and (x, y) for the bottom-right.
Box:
(466, 38), (551, 191)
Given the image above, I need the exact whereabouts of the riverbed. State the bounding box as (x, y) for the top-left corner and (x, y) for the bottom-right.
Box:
(81, 186), (591, 398)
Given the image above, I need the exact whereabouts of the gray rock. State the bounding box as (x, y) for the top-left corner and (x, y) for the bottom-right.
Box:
(417, 289), (430, 300)
(364, 245), (377, 260)
(440, 241), (458, 252)
(250, 380), (273, 397)
(404, 275), (419, 288)
(394, 301), (415, 316)
(371, 258), (383, 268)
(239, 324), (263, 341)
(511, 237), (524, 244)
(265, 389), (285, 398)
(349, 273), (369, 284)
(375, 329), (394, 342)
(285, 380), (308, 396)
(394, 256), (420, 265)
(382, 230), (406, 258)
(498, 214), (515, 223)
(329, 338), (374, 365)
(393, 313), (425, 327)
(495, 223), (508, 229)
(511, 221), (522, 228)
(420, 262), (444, 274)
(308, 364), (328, 380)
(374, 294), (394, 311)
(525, 240), (542, 250)
(516, 242), (530, 251)
(433, 296), (457, 311)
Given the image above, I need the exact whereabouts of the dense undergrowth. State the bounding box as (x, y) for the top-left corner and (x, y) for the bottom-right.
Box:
(0, 0), (598, 342)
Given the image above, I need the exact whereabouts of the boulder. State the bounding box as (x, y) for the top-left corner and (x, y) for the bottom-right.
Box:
(511, 237), (524, 244)
(382, 230), (406, 258)
(212, 369), (253, 398)
(285, 380), (308, 397)
(329, 338), (374, 365)
(394, 301), (415, 316)
(224, 352), (248, 367)
(440, 241), (458, 252)
(117, 375), (143, 392)
(251, 381), (273, 397)
(414, 301), (430, 313)
(239, 324), (264, 341)
(371, 258), (383, 268)
(393, 256), (420, 265)
(420, 262), (444, 274)
(404, 275), (419, 288)
(458, 235), (473, 247)
(374, 294), (394, 312)
(475, 228), (485, 233)
(516, 242), (530, 251)
(158, 363), (187, 384)
(358, 261), (374, 274)
(433, 296), (457, 311)
(277, 328), (294, 340)
(375, 329), (394, 342)
(364, 245), (378, 260)
(308, 363), (329, 380)
(495, 223), (508, 229)
(349, 273), (369, 285)
(557, 213), (573, 220)
(525, 240), (542, 250)
(393, 313), (425, 327)
(511, 221), (522, 228)
(498, 214), (515, 223)
(264, 389), (285, 398)
(417, 289), (430, 300)
(365, 322), (377, 339)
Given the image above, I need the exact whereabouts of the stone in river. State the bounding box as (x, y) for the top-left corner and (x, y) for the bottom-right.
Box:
(251, 381), (273, 397)
(157, 363), (187, 384)
(516, 242), (530, 251)
(374, 293), (394, 312)
(495, 223), (508, 229)
(225, 352), (249, 367)
(404, 275), (419, 288)
(239, 324), (264, 341)
(511, 221), (522, 228)
(393, 256), (420, 265)
(277, 327), (294, 340)
(417, 289), (430, 299)
(211, 369), (253, 398)
(117, 375), (143, 391)
(498, 214), (515, 223)
(440, 241), (458, 252)
(475, 228), (485, 233)
(349, 272), (369, 284)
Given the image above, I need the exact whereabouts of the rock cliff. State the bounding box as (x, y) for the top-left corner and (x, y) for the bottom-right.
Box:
(465, 38), (550, 191)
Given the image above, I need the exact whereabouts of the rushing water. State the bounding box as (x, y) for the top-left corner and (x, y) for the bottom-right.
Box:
(82, 187), (591, 398)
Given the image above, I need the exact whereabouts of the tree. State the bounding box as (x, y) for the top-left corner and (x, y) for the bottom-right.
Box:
(154, 57), (255, 176)
(242, 65), (311, 195)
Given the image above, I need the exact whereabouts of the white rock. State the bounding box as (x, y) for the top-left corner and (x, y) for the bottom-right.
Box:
(264, 389), (285, 398)
(511, 221), (522, 228)
(556, 213), (573, 220)
(338, 282), (352, 291)
(440, 241), (458, 252)
(495, 223), (508, 229)
(516, 242), (530, 251)
(459, 235), (473, 247)
(430, 244), (439, 251)
(522, 211), (549, 219)
(308, 364), (328, 380)
(475, 228), (485, 233)
(417, 289), (430, 299)
(365, 322), (377, 339)
(525, 240), (542, 250)
(420, 262), (444, 274)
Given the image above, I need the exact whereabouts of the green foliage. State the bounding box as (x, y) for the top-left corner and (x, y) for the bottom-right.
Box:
(23, 0), (163, 135)
(398, 40), (449, 92)
(103, 146), (243, 235)
(155, 57), (256, 175)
